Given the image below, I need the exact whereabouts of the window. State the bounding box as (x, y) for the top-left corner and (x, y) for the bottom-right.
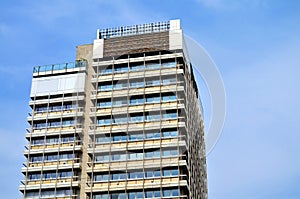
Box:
(95, 155), (110, 162)
(128, 193), (135, 199)
(93, 194), (109, 199)
(171, 169), (179, 176)
(129, 153), (143, 160)
(94, 175), (102, 182)
(162, 94), (177, 102)
(113, 117), (127, 124)
(150, 96), (160, 103)
(171, 189), (179, 196)
(130, 115), (144, 122)
(163, 170), (170, 176)
(145, 190), (161, 198)
(146, 79), (160, 86)
(163, 150), (170, 157)
(113, 135), (126, 142)
(114, 66), (128, 73)
(130, 81), (144, 88)
(154, 191), (161, 198)
(154, 170), (161, 177)
(130, 64), (144, 71)
(98, 118), (111, 126)
(162, 62), (176, 68)
(114, 83), (127, 90)
(113, 99), (127, 106)
(99, 67), (113, 75)
(146, 63), (160, 69)
(136, 192), (144, 199)
(162, 77), (176, 85)
(98, 100), (112, 108)
(120, 173), (127, 180)
(99, 84), (113, 91)
(145, 114), (160, 121)
(145, 191), (153, 198)
(130, 97), (144, 105)
(163, 112), (178, 119)
(93, 195), (101, 199)
(162, 130), (178, 138)
(96, 136), (110, 144)
(145, 171), (153, 178)
(161, 149), (179, 157)
(163, 190), (171, 197)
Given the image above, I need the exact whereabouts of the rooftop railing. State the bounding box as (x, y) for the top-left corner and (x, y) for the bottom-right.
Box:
(98, 21), (170, 39)
(33, 60), (86, 74)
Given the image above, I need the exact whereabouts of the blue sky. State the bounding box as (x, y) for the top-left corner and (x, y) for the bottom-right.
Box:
(1, 0), (300, 198)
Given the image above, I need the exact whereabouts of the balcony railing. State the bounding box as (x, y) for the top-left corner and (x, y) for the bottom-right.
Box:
(33, 60), (86, 75)
(98, 21), (170, 39)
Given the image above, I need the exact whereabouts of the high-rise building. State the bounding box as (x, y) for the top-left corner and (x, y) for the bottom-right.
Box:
(20, 19), (207, 199)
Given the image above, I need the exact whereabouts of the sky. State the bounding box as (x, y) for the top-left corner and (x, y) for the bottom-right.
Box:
(0, 0), (300, 198)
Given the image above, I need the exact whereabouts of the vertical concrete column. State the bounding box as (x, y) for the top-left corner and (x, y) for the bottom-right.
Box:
(76, 44), (94, 199)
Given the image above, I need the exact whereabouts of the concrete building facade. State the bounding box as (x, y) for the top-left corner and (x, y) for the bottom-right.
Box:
(20, 19), (208, 199)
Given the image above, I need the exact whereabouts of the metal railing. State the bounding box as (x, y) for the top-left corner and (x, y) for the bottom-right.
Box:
(33, 60), (86, 74)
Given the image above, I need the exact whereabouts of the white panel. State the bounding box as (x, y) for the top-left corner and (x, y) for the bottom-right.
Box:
(169, 29), (183, 50)
(170, 19), (181, 30)
(30, 73), (86, 97)
(93, 39), (104, 59)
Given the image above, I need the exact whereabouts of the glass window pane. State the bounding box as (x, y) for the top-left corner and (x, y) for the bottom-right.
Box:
(146, 171), (153, 178)
(136, 192), (144, 199)
(146, 191), (153, 198)
(154, 170), (161, 177)
(154, 191), (161, 197)
(171, 169), (179, 176)
(136, 172), (143, 178)
(119, 193), (126, 199)
(129, 193), (135, 199)
(120, 173), (127, 179)
(171, 149), (179, 156)
(163, 150), (170, 156)
(163, 190), (171, 197)
(163, 170), (171, 176)
(103, 174), (108, 181)
(172, 189), (179, 196)
(102, 194), (108, 199)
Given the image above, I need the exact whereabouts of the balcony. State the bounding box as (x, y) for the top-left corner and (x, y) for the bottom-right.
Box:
(26, 126), (83, 139)
(91, 84), (184, 100)
(19, 180), (80, 191)
(88, 156), (187, 172)
(92, 52), (183, 67)
(29, 95), (85, 106)
(22, 158), (80, 173)
(88, 136), (187, 154)
(91, 67), (181, 83)
(21, 195), (78, 199)
(20, 176), (79, 190)
(91, 101), (184, 117)
(33, 61), (86, 77)
(28, 107), (84, 121)
(85, 176), (187, 192)
(24, 141), (82, 155)
(89, 118), (185, 135)
(28, 123), (83, 136)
